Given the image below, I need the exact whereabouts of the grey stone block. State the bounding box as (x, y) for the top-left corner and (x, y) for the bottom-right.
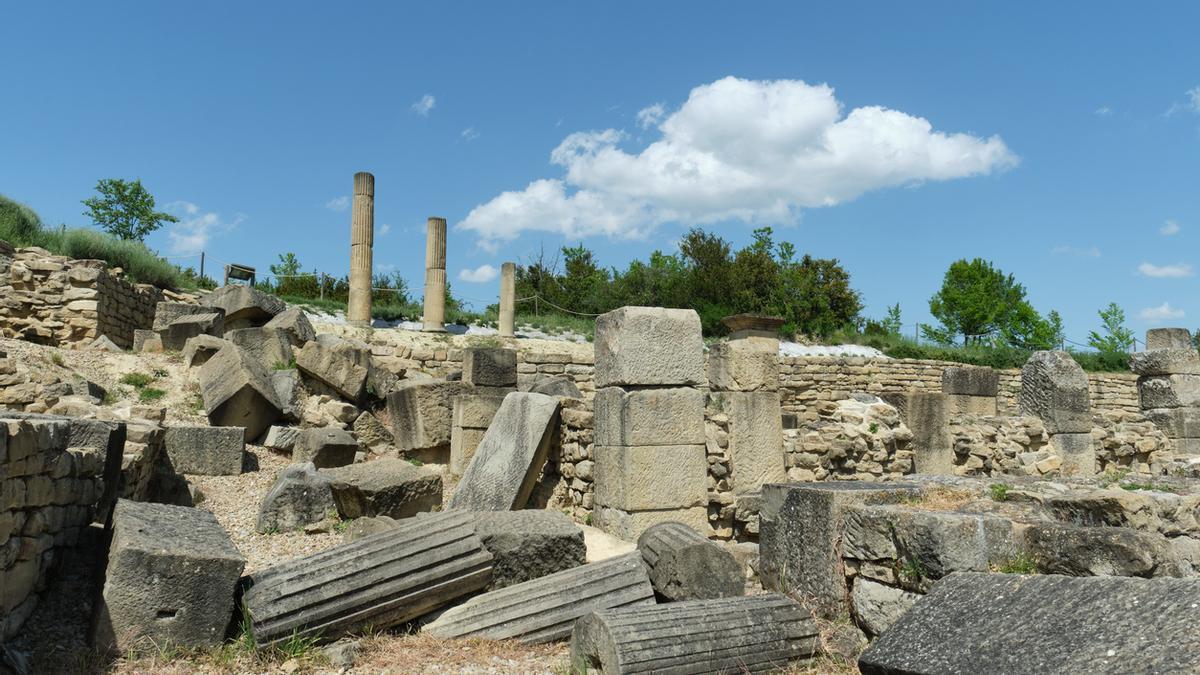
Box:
(153, 301), (224, 332)
(1019, 350), (1092, 433)
(94, 500), (245, 652)
(594, 387), (705, 446)
(1138, 374), (1200, 408)
(1130, 349), (1200, 376)
(424, 552), (654, 645)
(256, 462), (335, 533)
(859, 574), (1200, 674)
(759, 481), (920, 618)
(447, 393), (560, 511)
(526, 375), (582, 399)
(323, 458), (442, 519)
(570, 593), (818, 673)
(907, 392), (953, 475)
(461, 347), (517, 387)
(594, 307), (705, 388)
(1143, 407), (1200, 439)
(270, 369), (303, 423)
(293, 427), (358, 469)
(1025, 522), (1177, 577)
(940, 365), (999, 396)
(198, 345), (282, 442)
(163, 425), (245, 475)
(473, 510), (586, 590)
(387, 379), (472, 456)
(264, 307), (316, 346)
(181, 334), (230, 367)
(1146, 327), (1192, 351)
(851, 577), (920, 637)
(201, 284), (285, 330)
(637, 521), (743, 602)
(242, 511), (493, 646)
(226, 327), (294, 370)
(263, 425), (302, 452)
(296, 342), (367, 402)
(132, 329), (162, 353)
(160, 312), (224, 351)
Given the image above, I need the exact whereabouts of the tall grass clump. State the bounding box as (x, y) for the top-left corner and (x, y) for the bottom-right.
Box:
(0, 194), (51, 247)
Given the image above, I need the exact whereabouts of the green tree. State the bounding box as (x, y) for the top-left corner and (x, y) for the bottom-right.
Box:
(1088, 303), (1134, 355)
(925, 258), (1030, 345)
(82, 179), (178, 242)
(270, 252), (302, 278)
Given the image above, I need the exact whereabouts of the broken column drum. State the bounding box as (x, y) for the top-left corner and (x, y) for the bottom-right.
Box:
(422, 216), (447, 332)
(498, 261), (516, 337)
(347, 171), (374, 326)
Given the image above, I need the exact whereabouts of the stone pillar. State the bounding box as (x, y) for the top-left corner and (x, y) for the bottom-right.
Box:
(708, 314), (787, 496)
(941, 365), (998, 416)
(593, 307), (709, 541)
(498, 262), (516, 338)
(907, 392), (953, 475)
(1132, 328), (1200, 457)
(1020, 350), (1095, 476)
(347, 172), (374, 326)
(422, 216), (447, 332)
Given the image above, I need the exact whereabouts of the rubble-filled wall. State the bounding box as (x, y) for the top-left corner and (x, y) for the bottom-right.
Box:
(0, 244), (165, 349)
(780, 356), (1138, 417)
(1, 417), (105, 640)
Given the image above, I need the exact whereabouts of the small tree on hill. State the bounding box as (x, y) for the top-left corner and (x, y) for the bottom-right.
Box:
(82, 178), (177, 242)
(1088, 302), (1134, 355)
(925, 258), (1032, 345)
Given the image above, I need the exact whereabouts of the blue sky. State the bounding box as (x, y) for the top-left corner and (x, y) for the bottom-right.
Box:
(3, 2), (1200, 345)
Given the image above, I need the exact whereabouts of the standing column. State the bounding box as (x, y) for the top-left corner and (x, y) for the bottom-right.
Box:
(498, 261), (516, 338)
(347, 172), (374, 326)
(423, 216), (447, 332)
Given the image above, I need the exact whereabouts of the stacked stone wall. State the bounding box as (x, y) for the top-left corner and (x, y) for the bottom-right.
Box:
(0, 244), (167, 349)
(1, 417), (104, 640)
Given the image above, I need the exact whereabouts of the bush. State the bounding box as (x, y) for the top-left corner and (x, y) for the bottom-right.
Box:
(0, 195), (50, 247)
(830, 329), (1130, 373)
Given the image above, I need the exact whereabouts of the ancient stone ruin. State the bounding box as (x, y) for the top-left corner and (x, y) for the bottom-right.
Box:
(2, 222), (1200, 673)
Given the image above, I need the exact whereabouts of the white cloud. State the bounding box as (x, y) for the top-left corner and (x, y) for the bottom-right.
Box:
(163, 201), (241, 255)
(1161, 219), (1181, 236)
(411, 94), (436, 116)
(460, 126), (480, 142)
(1094, 106), (1113, 116)
(458, 264), (498, 283)
(1051, 245), (1101, 258)
(1139, 302), (1185, 322)
(378, 223), (391, 236)
(1138, 262), (1194, 278)
(459, 76), (1017, 248)
(1166, 87), (1200, 116)
(636, 103), (665, 129)
(325, 196), (350, 211)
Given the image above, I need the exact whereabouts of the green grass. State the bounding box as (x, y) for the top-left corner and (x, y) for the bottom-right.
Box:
(989, 483), (1011, 502)
(119, 372), (154, 388)
(138, 387), (167, 402)
(272, 358), (297, 371)
(1120, 481), (1179, 493)
(992, 551), (1038, 574)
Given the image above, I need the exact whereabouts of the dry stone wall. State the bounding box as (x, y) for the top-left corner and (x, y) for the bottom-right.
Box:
(0, 243), (173, 349)
(1, 416), (105, 640)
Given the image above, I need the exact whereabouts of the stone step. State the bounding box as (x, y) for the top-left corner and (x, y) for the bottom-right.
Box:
(241, 510), (493, 646)
(570, 593), (818, 674)
(637, 521), (743, 602)
(423, 552), (654, 644)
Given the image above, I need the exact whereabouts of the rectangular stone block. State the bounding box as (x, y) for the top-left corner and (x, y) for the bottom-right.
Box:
(594, 307), (705, 388)
(1146, 327), (1192, 351)
(759, 481), (920, 619)
(153, 302), (223, 332)
(94, 500), (245, 653)
(1049, 432), (1096, 477)
(907, 392), (953, 475)
(1142, 407), (1200, 438)
(859, 574), (1200, 675)
(720, 391), (786, 495)
(947, 393), (998, 416)
(451, 394), (505, 430)
(1129, 349), (1200, 376)
(1137, 374), (1200, 409)
(593, 505), (710, 542)
(594, 387), (705, 447)
(450, 427), (488, 477)
(387, 379), (472, 454)
(462, 348), (517, 388)
(163, 425), (245, 475)
(1019, 351), (1091, 433)
(707, 340), (779, 392)
(940, 365), (998, 397)
(593, 444), (707, 511)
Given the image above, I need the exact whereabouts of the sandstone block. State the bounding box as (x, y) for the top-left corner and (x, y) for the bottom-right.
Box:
(1146, 327), (1192, 351)
(637, 521), (743, 602)
(1142, 407), (1200, 438)
(461, 347), (517, 387)
(198, 345), (282, 442)
(160, 312), (224, 350)
(386, 379), (471, 455)
(227, 327), (294, 370)
(1019, 351), (1092, 433)
(293, 427), (358, 469)
(132, 329), (162, 353)
(163, 425), (245, 475)
(906, 392), (953, 475)
(153, 302), (222, 332)
(721, 390), (787, 494)
(1138, 374), (1200, 408)
(447, 393), (561, 511)
(594, 307), (705, 388)
(594, 444), (707, 511)
(708, 339), (779, 392)
(947, 393), (998, 416)
(940, 365), (998, 396)
(1129, 349), (1200, 376)
(323, 458), (442, 519)
(594, 387), (705, 446)
(256, 462), (335, 533)
(296, 342), (368, 402)
(94, 500), (245, 652)
(1049, 432), (1096, 476)
(181, 334), (230, 367)
(263, 307), (316, 346)
(201, 285), (285, 330)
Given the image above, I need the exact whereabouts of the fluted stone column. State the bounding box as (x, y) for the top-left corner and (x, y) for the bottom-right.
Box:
(423, 216), (447, 332)
(347, 172), (374, 326)
(498, 262), (516, 337)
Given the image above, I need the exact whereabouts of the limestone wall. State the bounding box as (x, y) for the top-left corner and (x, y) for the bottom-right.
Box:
(0, 244), (165, 349)
(0, 417), (105, 640)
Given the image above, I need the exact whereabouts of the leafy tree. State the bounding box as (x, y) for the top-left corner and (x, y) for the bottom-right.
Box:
(82, 179), (177, 242)
(270, 252), (302, 278)
(882, 304), (903, 335)
(1088, 303), (1134, 355)
(925, 258), (1034, 345)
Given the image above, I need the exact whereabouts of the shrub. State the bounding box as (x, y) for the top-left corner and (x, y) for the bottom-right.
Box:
(119, 372), (153, 388)
(0, 195), (47, 246)
(138, 387), (167, 403)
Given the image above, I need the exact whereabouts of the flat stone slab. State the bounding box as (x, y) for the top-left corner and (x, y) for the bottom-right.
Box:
(859, 573), (1200, 674)
(163, 425), (245, 475)
(447, 393), (560, 511)
(94, 499), (246, 652)
(323, 458), (442, 519)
